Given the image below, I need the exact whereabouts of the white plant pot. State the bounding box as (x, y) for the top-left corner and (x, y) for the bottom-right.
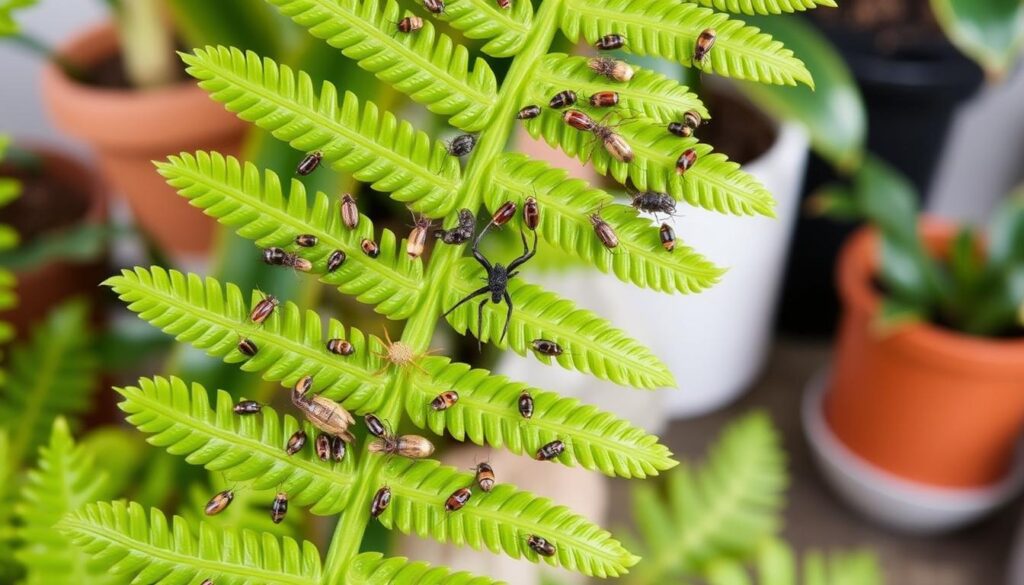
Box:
(497, 121), (809, 431)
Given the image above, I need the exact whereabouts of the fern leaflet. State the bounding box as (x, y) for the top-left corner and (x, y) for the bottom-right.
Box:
(347, 552), (503, 584)
(704, 539), (883, 585)
(442, 0), (533, 58)
(681, 0), (837, 15)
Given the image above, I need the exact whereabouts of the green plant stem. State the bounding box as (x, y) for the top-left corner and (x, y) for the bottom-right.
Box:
(318, 1), (565, 581)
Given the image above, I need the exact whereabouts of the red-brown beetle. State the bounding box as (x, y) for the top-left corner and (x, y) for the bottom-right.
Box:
(562, 109), (595, 132)
(474, 462), (495, 492)
(270, 492), (288, 524)
(693, 28), (716, 67)
(594, 34), (626, 51)
(340, 194), (359, 229)
(285, 430), (307, 455)
(675, 148), (698, 176)
(370, 486), (391, 519)
(445, 487), (473, 512)
(294, 234), (318, 247)
(548, 90), (577, 109)
(491, 201), (517, 226)
(517, 105), (541, 120)
(204, 489), (234, 516)
(315, 432), (332, 461)
(536, 439), (565, 461)
(327, 338), (355, 356)
(589, 211), (619, 249)
(496, 0), (510, 8)
(296, 151), (323, 176)
(660, 223), (676, 252)
(249, 293), (279, 325)
(523, 196), (540, 230)
(398, 16), (423, 33)
(518, 390), (534, 419)
(430, 390), (460, 411)
(589, 91), (619, 108)
(361, 238), (380, 258)
(237, 338), (258, 357)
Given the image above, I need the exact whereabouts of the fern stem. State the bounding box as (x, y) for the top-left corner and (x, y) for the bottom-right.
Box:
(319, 1), (565, 580)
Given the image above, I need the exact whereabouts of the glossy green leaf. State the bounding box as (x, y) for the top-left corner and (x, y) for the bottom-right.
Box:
(930, 0), (1024, 78)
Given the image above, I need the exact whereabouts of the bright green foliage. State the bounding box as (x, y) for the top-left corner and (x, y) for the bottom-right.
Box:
(680, 0), (836, 15)
(0, 433), (16, 583)
(347, 552), (502, 584)
(930, 0), (1024, 78)
(440, 0), (532, 58)
(704, 539), (882, 585)
(0, 0), (35, 35)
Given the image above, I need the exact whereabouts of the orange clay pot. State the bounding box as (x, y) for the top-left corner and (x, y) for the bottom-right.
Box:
(41, 23), (246, 256)
(825, 222), (1024, 489)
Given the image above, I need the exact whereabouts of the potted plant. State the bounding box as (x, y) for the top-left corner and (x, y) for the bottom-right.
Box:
(804, 156), (1024, 533)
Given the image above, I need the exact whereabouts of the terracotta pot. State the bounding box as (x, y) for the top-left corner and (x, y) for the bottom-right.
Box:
(40, 23), (246, 257)
(825, 222), (1024, 489)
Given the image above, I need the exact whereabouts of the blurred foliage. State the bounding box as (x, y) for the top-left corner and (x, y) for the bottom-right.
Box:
(929, 0), (1024, 80)
(0, 0), (34, 35)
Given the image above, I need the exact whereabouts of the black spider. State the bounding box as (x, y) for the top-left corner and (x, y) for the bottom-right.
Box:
(442, 221), (538, 346)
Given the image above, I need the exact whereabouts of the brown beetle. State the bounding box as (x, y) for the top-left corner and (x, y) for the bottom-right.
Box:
(263, 247), (313, 272)
(587, 57), (634, 82)
(249, 293), (279, 325)
(370, 486), (391, 519)
(445, 487), (473, 512)
(447, 133), (478, 157)
(667, 121), (694, 138)
(326, 250), (346, 273)
(296, 151), (323, 176)
(531, 339), (562, 357)
(340, 194), (359, 229)
(693, 28), (716, 67)
(270, 492), (288, 524)
(562, 109), (595, 132)
(535, 439), (565, 461)
(407, 216), (431, 259)
(491, 201), (517, 227)
(517, 105), (541, 120)
(589, 91), (619, 108)
(589, 211), (619, 249)
(233, 400), (262, 415)
(523, 196), (540, 230)
(315, 432), (332, 461)
(331, 435), (347, 462)
(237, 338), (258, 357)
(527, 535), (556, 557)
(291, 375), (356, 441)
(548, 90), (577, 109)
(597, 130), (634, 163)
(423, 0), (445, 13)
(675, 148), (697, 176)
(361, 238), (380, 258)
(285, 429), (307, 455)
(474, 462), (495, 492)
(496, 0), (510, 8)
(294, 234), (318, 247)
(594, 34), (626, 51)
(204, 489), (234, 516)
(201, 580), (214, 585)
(368, 434), (435, 459)
(430, 390), (459, 411)
(518, 390), (534, 419)
(398, 16), (423, 33)
(364, 413), (388, 438)
(660, 223), (676, 252)
(327, 338), (355, 356)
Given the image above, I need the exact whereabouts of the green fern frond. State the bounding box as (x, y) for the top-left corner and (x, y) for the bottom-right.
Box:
(0, 432), (18, 584)
(442, 0), (533, 58)
(531, 53), (708, 124)
(347, 552), (503, 584)
(681, 0), (837, 15)
(382, 458), (639, 578)
(105, 267), (389, 410)
(526, 110), (776, 216)
(445, 259), (676, 388)
(16, 418), (121, 585)
(157, 152), (425, 318)
(704, 539), (882, 585)
(116, 376), (356, 515)
(263, 0), (497, 130)
(59, 500), (323, 585)
(180, 48), (462, 216)
(407, 357), (677, 478)
(561, 0), (813, 87)
(491, 153), (725, 294)
(0, 300), (97, 466)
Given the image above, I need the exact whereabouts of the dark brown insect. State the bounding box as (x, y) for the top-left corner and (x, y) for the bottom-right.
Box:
(693, 28), (716, 66)
(445, 487), (472, 512)
(536, 439), (565, 461)
(407, 216), (431, 259)
(364, 414), (388, 438)
(368, 434), (435, 458)
(667, 121), (693, 138)
(531, 339), (562, 357)
(448, 133), (478, 157)
(295, 234), (318, 247)
(315, 432), (332, 461)
(589, 91), (619, 108)
(398, 16), (423, 33)
(233, 400), (262, 415)
(595, 34), (626, 51)
(204, 489), (234, 516)
(327, 338), (355, 356)
(285, 430), (307, 455)
(683, 110), (702, 130)
(434, 208), (475, 245)
(237, 338), (258, 357)
(589, 211), (619, 249)
(361, 238), (380, 258)
(562, 109), (595, 132)
(430, 390), (459, 411)
(270, 492), (288, 524)
(496, 0), (510, 8)
(523, 196), (539, 230)
(474, 462), (495, 492)
(491, 201), (517, 227)
(527, 535), (556, 557)
(676, 148), (697, 176)
(331, 435), (347, 462)
(370, 486), (391, 519)
(668, 110), (703, 137)
(596, 129), (633, 163)
(249, 293), (280, 325)
(326, 250), (346, 273)
(340, 193), (359, 229)
(423, 0), (445, 13)
(292, 376), (356, 442)
(517, 105), (541, 120)
(548, 90), (577, 109)
(297, 151), (323, 176)
(630, 190), (676, 216)
(518, 390), (534, 419)
(263, 247), (313, 272)
(588, 57), (634, 82)
(660, 222), (676, 252)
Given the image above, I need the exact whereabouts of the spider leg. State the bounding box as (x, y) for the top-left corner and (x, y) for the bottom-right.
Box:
(500, 290), (513, 345)
(442, 285), (490, 319)
(471, 224), (493, 272)
(507, 229), (538, 272)
(476, 297), (488, 352)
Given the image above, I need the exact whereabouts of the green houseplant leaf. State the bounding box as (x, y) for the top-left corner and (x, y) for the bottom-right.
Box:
(930, 0), (1024, 79)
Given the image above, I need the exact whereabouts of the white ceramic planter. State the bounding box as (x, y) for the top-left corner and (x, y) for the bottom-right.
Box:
(497, 121), (809, 430)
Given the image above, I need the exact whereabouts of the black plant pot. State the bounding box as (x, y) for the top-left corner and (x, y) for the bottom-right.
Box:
(777, 19), (984, 337)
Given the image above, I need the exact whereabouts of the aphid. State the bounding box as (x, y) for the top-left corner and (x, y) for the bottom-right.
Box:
(326, 250), (346, 273)
(294, 234), (318, 247)
(527, 535), (556, 557)
(675, 148), (697, 176)
(523, 196), (539, 230)
(370, 486), (391, 519)
(630, 190), (676, 216)
(285, 430), (307, 455)
(589, 211), (619, 249)
(327, 338), (355, 356)
(430, 390), (459, 411)
(589, 91), (619, 108)
(233, 400), (262, 415)
(548, 90), (577, 109)
(315, 432), (332, 461)
(423, 0), (445, 13)
(364, 413), (388, 438)
(693, 28), (717, 67)
(340, 194), (359, 229)
(660, 222), (676, 252)
(445, 487), (472, 512)
(491, 201), (517, 227)
(496, 0), (510, 8)
(361, 238), (380, 258)
(263, 247), (313, 272)
(270, 492), (288, 524)
(434, 208), (475, 245)
(562, 109), (595, 132)
(407, 216), (431, 259)
(531, 339), (562, 357)
(536, 440), (565, 461)
(291, 375), (357, 441)
(204, 489), (234, 516)
(331, 435), (347, 462)
(448, 133), (478, 157)
(398, 16), (423, 33)
(296, 151), (323, 176)
(474, 462), (495, 492)
(518, 390), (534, 419)
(368, 434), (436, 458)
(588, 57), (634, 82)
(237, 338), (258, 357)
(249, 293), (279, 325)
(595, 34), (626, 51)
(517, 105), (541, 120)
